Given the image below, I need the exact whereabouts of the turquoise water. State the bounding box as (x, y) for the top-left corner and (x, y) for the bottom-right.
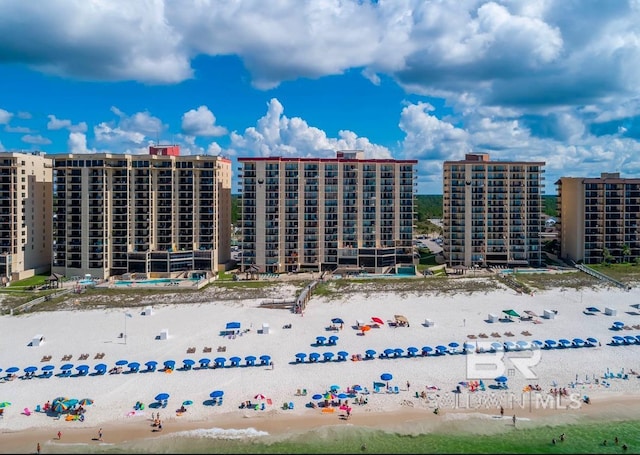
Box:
(41, 418), (640, 453)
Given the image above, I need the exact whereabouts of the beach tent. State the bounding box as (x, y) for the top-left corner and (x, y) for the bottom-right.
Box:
(337, 351), (349, 361)
(502, 309), (520, 319)
(394, 315), (409, 326)
(225, 322), (241, 335)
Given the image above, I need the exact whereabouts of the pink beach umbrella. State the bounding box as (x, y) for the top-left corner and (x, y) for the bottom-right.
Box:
(254, 393), (266, 400)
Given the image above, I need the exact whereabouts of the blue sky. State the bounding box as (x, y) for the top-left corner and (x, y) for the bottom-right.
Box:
(1, 0), (640, 194)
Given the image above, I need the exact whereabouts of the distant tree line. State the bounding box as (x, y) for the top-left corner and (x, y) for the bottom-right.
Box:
(231, 195), (558, 229)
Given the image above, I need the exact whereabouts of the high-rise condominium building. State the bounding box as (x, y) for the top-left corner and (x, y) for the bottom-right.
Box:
(442, 153), (545, 268)
(51, 147), (231, 279)
(0, 152), (52, 283)
(238, 151), (417, 274)
(556, 173), (640, 264)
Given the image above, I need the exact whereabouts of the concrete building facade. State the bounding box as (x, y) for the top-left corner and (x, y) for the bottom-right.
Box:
(556, 173), (640, 264)
(442, 153), (545, 268)
(51, 148), (231, 279)
(0, 152), (53, 283)
(238, 151), (417, 274)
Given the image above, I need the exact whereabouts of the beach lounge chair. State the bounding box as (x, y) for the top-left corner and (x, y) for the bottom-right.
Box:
(289, 401), (294, 410)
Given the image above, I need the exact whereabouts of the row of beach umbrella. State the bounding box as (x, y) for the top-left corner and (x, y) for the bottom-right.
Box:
(610, 334), (640, 346)
(1, 355), (274, 379)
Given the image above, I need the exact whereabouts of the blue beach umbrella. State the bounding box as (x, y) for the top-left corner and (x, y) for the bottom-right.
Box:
(76, 365), (90, 372)
(308, 352), (321, 361)
(337, 351), (349, 359)
(65, 398), (79, 407)
(393, 348), (404, 356)
(52, 401), (69, 413)
(79, 398), (94, 406)
(295, 352), (307, 358)
(365, 349), (376, 357)
(422, 346), (433, 354)
(95, 363), (108, 372)
(380, 373), (393, 381)
(337, 393), (348, 399)
(210, 390), (224, 398)
(312, 394), (323, 400)
(41, 365), (55, 371)
(353, 385), (362, 391)
(330, 384), (340, 391)
(115, 359), (128, 366)
(145, 361), (158, 367)
(155, 393), (170, 401)
(183, 359), (196, 365)
(182, 400), (194, 406)
(407, 347), (419, 354)
(24, 366), (38, 373)
(245, 355), (257, 362)
(6, 367), (19, 374)
(331, 318), (344, 324)
(164, 360), (176, 369)
(448, 342), (460, 348)
(60, 364), (73, 371)
(383, 348), (395, 356)
(127, 362), (140, 370)
(495, 376), (508, 383)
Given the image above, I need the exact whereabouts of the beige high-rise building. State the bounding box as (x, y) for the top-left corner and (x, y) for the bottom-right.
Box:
(238, 151), (418, 274)
(556, 173), (640, 264)
(442, 153), (545, 268)
(51, 147), (231, 279)
(0, 152), (53, 283)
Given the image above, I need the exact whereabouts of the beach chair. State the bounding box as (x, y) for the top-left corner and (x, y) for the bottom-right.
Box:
(283, 402), (289, 410)
(302, 389), (307, 396)
(289, 401), (294, 410)
(393, 386), (399, 394)
(261, 403), (265, 411)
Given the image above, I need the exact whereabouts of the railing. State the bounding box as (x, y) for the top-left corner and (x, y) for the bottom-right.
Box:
(575, 264), (630, 291)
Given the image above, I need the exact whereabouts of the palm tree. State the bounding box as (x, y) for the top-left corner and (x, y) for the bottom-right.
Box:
(602, 247), (614, 265)
(621, 244), (631, 264)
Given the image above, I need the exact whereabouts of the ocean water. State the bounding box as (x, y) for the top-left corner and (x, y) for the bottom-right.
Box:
(41, 419), (640, 454)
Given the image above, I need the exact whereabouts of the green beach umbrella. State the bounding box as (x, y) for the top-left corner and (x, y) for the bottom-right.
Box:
(502, 309), (520, 318)
(182, 400), (193, 406)
(0, 401), (11, 408)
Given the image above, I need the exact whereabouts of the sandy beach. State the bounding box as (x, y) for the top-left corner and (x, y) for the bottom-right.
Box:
(1, 277), (640, 452)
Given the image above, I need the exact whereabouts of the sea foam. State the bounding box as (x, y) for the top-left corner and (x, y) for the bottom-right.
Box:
(173, 427), (269, 439)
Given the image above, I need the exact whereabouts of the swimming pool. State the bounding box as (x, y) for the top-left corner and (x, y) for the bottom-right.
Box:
(500, 268), (551, 274)
(114, 278), (190, 286)
(352, 273), (417, 279)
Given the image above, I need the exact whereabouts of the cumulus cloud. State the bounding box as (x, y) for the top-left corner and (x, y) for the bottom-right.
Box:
(0, 108), (12, 124)
(47, 114), (87, 132)
(181, 106), (227, 137)
(21, 134), (51, 145)
(68, 132), (97, 154)
(5, 125), (32, 133)
(227, 98), (391, 159)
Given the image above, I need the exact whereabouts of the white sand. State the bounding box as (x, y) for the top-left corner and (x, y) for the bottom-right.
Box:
(1, 278), (640, 435)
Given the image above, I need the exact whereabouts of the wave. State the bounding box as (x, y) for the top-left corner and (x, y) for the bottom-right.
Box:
(172, 427), (269, 439)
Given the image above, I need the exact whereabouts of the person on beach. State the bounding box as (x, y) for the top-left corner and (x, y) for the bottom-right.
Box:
(512, 415), (516, 427)
(57, 431), (61, 440)
(500, 406), (504, 417)
(98, 428), (103, 441)
(560, 433), (565, 442)
(37, 442), (41, 454)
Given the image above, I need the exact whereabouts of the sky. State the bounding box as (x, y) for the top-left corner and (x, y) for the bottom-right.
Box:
(1, 0), (640, 194)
